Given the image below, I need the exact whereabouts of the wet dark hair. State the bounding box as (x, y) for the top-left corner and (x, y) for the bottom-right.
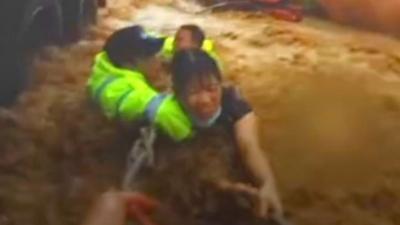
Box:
(172, 49), (221, 96)
(103, 25), (164, 66)
(177, 24), (206, 47)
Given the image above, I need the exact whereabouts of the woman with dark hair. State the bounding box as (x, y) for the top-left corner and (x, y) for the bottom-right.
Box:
(170, 49), (283, 218)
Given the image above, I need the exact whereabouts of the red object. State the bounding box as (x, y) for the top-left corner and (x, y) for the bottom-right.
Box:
(128, 205), (159, 225)
(269, 8), (303, 22)
(247, 0), (303, 22)
(126, 193), (161, 225)
(257, 0), (282, 4)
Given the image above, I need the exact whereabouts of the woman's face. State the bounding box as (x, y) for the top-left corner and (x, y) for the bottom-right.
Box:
(182, 76), (222, 122)
(137, 55), (170, 90)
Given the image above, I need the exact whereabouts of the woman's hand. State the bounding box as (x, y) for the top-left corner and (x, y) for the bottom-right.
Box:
(257, 181), (283, 218)
(234, 112), (283, 219)
(220, 180), (284, 219)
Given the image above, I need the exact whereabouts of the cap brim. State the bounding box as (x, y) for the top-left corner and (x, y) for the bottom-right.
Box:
(144, 37), (165, 56)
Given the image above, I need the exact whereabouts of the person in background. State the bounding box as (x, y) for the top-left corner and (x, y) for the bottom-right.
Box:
(157, 24), (222, 68)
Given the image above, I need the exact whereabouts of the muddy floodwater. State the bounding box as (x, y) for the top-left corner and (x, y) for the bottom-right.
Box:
(1, 1), (400, 225)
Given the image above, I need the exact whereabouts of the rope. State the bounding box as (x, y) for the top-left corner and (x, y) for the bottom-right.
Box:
(176, 0), (251, 14)
(122, 126), (157, 190)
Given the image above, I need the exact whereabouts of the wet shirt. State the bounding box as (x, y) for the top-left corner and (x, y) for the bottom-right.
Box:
(194, 86), (254, 182)
(212, 86), (252, 132)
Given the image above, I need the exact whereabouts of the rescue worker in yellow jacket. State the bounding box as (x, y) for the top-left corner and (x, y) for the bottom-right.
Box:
(87, 25), (193, 141)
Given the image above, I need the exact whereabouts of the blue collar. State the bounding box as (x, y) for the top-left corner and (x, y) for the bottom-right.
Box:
(191, 107), (222, 128)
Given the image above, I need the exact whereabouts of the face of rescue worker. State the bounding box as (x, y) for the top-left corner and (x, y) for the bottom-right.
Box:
(137, 55), (165, 86)
(175, 29), (199, 50)
(182, 76), (222, 121)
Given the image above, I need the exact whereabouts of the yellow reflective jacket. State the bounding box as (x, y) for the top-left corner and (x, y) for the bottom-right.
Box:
(87, 51), (193, 141)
